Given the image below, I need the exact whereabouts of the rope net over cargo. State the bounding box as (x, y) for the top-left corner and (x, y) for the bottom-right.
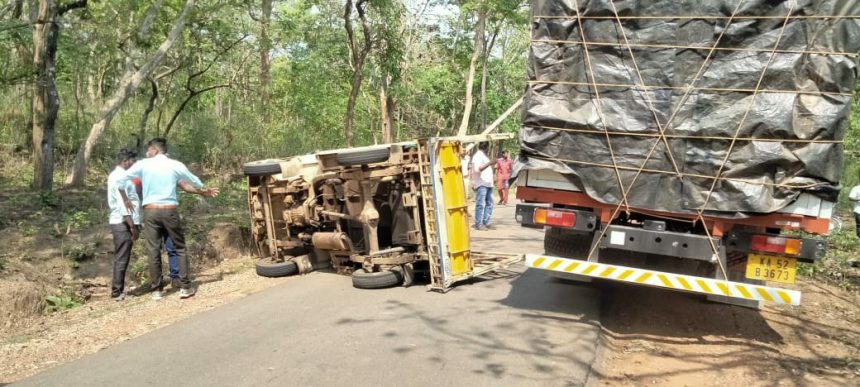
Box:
(516, 0), (860, 220)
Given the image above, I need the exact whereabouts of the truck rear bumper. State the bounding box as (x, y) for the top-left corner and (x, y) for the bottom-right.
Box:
(526, 254), (801, 306)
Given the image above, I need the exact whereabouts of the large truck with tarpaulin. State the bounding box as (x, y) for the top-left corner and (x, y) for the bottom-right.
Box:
(514, 0), (860, 306)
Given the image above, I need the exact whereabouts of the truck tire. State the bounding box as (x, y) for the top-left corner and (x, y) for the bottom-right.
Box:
(544, 228), (592, 259)
(544, 228), (593, 283)
(243, 160), (282, 176)
(255, 260), (298, 277)
(335, 146), (390, 166)
(352, 269), (403, 289)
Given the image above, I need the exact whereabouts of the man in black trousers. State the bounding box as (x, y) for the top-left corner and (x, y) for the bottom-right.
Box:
(107, 149), (140, 301)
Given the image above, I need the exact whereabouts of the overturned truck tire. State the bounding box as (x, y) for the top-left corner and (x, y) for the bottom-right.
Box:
(242, 160), (282, 176)
(335, 146), (390, 166)
(351, 269), (403, 289)
(256, 260), (299, 278)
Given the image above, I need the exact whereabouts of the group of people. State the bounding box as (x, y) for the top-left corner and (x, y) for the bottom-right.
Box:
(461, 142), (513, 231)
(108, 138), (219, 301)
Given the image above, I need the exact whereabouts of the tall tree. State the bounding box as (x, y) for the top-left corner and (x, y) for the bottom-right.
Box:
(31, 0), (86, 192)
(259, 0), (272, 117)
(343, 0), (371, 148)
(456, 4), (486, 137)
(66, 0), (195, 186)
(374, 1), (404, 144)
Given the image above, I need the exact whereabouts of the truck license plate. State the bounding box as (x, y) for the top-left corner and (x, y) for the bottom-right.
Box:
(745, 254), (796, 284)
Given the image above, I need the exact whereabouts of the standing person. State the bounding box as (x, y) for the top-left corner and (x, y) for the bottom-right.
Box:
(849, 184), (860, 238)
(495, 150), (513, 205)
(472, 142), (494, 230)
(461, 148), (472, 200)
(107, 149), (140, 301)
(117, 138), (219, 300)
(133, 169), (185, 289)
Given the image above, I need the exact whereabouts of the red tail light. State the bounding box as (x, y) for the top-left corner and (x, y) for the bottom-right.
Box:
(751, 235), (801, 256)
(534, 208), (576, 228)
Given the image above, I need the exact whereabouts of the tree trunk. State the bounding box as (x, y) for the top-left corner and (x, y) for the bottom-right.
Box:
(31, 0), (59, 192)
(479, 24), (500, 132)
(259, 0), (272, 116)
(379, 75), (395, 144)
(455, 8), (486, 137)
(379, 78), (390, 144)
(343, 0), (371, 148)
(66, 0), (195, 187)
(30, 0), (87, 190)
(137, 78), (158, 153)
(345, 68), (363, 148)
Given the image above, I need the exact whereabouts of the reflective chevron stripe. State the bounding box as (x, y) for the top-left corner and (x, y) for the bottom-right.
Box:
(526, 254), (801, 306)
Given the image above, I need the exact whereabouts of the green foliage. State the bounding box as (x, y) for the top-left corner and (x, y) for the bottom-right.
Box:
(62, 209), (101, 231)
(64, 243), (94, 262)
(45, 294), (84, 312)
(0, 253), (8, 271)
(130, 255), (149, 284)
(800, 219), (860, 290)
(39, 191), (60, 208)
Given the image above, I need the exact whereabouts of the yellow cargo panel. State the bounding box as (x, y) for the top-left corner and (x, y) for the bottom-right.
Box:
(438, 141), (471, 275)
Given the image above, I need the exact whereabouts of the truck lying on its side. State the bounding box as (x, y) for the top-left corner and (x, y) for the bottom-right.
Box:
(243, 144), (428, 289)
(514, 0), (860, 306)
(242, 135), (521, 291)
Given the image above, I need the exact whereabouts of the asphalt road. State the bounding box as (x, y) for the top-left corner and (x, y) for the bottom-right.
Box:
(16, 204), (601, 387)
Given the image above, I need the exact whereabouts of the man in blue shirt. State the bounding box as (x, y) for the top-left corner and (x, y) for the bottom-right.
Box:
(118, 138), (219, 300)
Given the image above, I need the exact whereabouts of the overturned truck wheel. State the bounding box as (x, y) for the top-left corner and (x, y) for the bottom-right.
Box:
(335, 146), (390, 166)
(256, 260), (299, 278)
(243, 159), (282, 176)
(352, 269), (403, 289)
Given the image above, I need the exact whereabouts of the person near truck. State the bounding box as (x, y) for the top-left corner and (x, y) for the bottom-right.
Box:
(849, 184), (860, 238)
(460, 148), (472, 200)
(471, 142), (494, 230)
(107, 149), (140, 301)
(132, 157), (193, 290)
(117, 138), (219, 300)
(495, 150), (512, 205)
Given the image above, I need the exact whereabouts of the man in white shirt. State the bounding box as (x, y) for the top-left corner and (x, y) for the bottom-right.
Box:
(107, 149), (140, 301)
(849, 185), (860, 238)
(471, 142), (494, 230)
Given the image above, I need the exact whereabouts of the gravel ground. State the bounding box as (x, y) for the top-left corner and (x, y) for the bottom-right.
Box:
(0, 257), (289, 383)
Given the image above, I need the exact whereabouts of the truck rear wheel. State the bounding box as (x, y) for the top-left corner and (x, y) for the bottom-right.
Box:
(351, 269), (403, 289)
(544, 228), (594, 283)
(544, 228), (592, 259)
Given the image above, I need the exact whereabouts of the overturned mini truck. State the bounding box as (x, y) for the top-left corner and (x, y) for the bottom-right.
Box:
(244, 136), (522, 290)
(244, 144), (426, 289)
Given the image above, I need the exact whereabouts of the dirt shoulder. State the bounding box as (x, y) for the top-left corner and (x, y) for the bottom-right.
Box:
(0, 257), (289, 383)
(591, 278), (860, 386)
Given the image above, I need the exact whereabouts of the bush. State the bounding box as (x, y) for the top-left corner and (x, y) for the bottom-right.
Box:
(64, 243), (94, 262)
(45, 294), (84, 312)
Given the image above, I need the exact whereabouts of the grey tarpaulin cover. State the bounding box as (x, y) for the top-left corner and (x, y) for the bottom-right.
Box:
(515, 0), (860, 216)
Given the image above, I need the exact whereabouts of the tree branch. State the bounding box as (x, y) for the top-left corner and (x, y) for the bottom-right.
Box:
(163, 83), (230, 138)
(58, 0), (87, 16)
(186, 34), (247, 88)
(356, 0), (371, 54)
(344, 0), (357, 69)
